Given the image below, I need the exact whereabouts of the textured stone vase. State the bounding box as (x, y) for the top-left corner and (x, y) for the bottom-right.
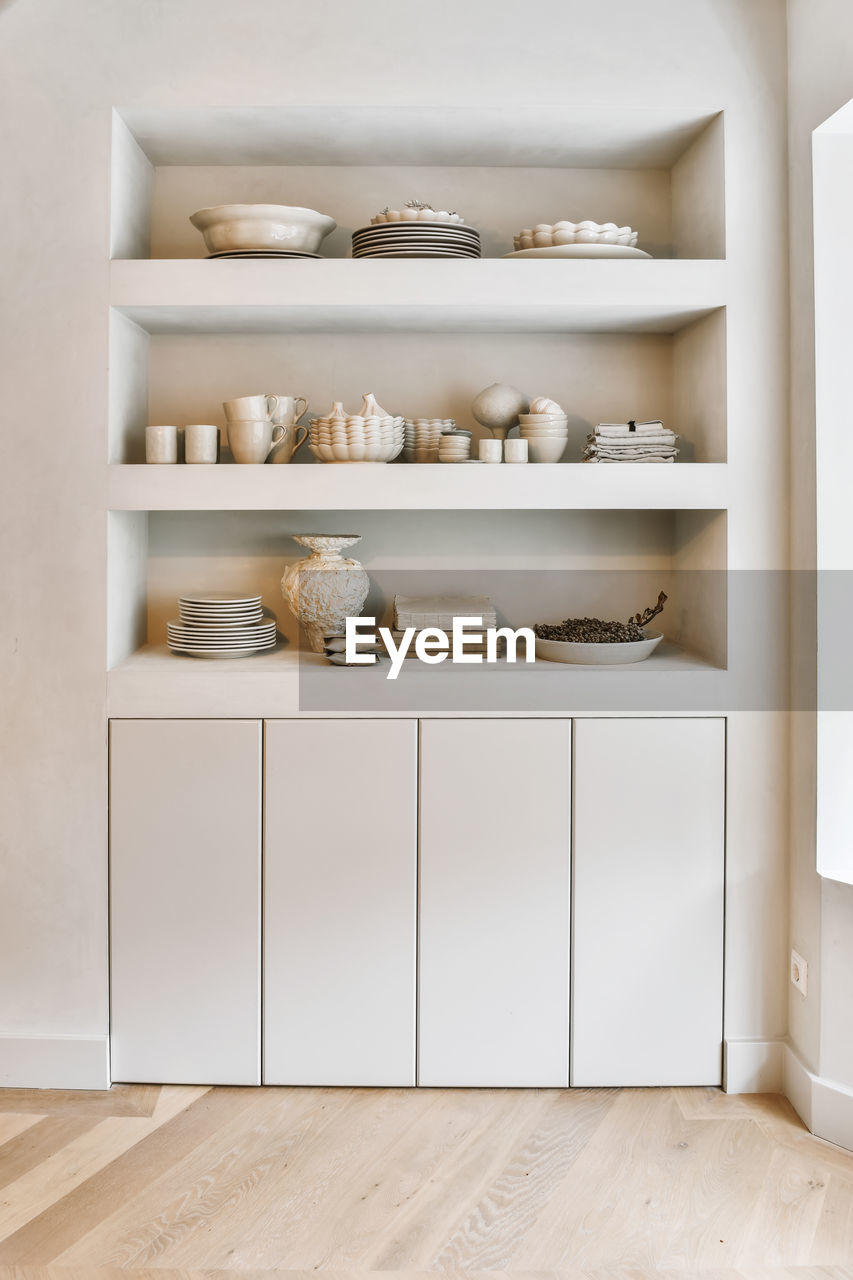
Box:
(281, 534), (370, 653)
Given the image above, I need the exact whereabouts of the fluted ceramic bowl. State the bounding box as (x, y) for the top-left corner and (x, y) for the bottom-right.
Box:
(189, 204), (336, 254)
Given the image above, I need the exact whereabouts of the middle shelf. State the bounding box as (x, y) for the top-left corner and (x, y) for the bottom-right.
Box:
(107, 461), (730, 511)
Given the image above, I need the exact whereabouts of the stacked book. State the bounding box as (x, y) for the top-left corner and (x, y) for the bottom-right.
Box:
(583, 420), (679, 463)
(391, 595), (499, 657)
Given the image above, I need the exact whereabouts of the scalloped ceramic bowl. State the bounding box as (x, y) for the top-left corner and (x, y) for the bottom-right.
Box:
(189, 204), (336, 254)
(512, 221), (638, 251)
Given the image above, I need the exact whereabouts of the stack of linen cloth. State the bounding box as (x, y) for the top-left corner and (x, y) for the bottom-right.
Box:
(391, 594), (499, 658)
(583, 419), (679, 463)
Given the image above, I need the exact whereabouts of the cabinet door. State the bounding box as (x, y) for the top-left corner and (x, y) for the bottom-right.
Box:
(419, 719), (571, 1087)
(264, 719), (417, 1085)
(110, 719), (262, 1084)
(572, 717), (725, 1087)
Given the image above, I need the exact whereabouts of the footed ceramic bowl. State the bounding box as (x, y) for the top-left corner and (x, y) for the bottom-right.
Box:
(189, 204), (336, 254)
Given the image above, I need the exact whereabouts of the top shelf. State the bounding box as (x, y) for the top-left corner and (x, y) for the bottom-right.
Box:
(110, 259), (727, 335)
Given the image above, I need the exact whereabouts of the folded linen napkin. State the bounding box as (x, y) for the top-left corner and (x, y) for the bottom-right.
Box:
(584, 455), (674, 463)
(595, 420), (666, 437)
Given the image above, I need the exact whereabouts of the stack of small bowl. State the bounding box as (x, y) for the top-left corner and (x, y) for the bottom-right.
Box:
(308, 397), (404, 463)
(518, 397), (569, 463)
(438, 428), (473, 462)
(403, 418), (456, 463)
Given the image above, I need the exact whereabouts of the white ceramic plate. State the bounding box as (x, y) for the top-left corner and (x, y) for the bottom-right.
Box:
(534, 632), (663, 665)
(353, 221), (479, 235)
(503, 244), (652, 260)
(179, 592), (261, 605)
(206, 250), (323, 259)
(168, 645), (277, 658)
(352, 250), (481, 259)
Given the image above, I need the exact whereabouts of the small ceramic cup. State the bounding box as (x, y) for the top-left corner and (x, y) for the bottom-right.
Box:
(504, 438), (529, 464)
(479, 438), (503, 463)
(269, 395), (308, 426)
(145, 424), (178, 464)
(227, 418), (286, 464)
(267, 421), (309, 464)
(223, 394), (280, 422)
(185, 423), (220, 464)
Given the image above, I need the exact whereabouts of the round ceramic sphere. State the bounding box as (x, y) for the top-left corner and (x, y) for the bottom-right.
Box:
(470, 383), (530, 433)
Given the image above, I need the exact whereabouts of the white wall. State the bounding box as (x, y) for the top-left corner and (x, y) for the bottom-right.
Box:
(0, 0), (790, 1081)
(786, 0), (853, 1080)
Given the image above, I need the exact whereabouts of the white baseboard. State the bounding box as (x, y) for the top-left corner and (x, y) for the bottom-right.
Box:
(724, 1037), (785, 1093)
(784, 1043), (853, 1152)
(0, 1034), (110, 1089)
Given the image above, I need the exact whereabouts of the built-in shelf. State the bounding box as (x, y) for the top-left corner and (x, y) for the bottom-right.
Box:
(107, 641), (725, 719)
(107, 462), (729, 511)
(110, 259), (727, 335)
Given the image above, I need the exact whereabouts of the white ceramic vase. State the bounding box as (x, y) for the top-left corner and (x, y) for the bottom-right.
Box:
(471, 382), (530, 441)
(281, 534), (370, 653)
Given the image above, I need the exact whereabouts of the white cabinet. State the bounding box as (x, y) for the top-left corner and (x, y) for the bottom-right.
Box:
(109, 719), (262, 1084)
(263, 720), (417, 1085)
(418, 719), (572, 1087)
(571, 717), (725, 1087)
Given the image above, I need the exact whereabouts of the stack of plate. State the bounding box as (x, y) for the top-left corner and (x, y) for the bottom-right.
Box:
(403, 418), (456, 463)
(438, 429), (473, 462)
(351, 222), (481, 259)
(168, 592), (277, 658)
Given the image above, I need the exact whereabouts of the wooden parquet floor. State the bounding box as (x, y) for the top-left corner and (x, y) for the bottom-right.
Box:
(0, 1085), (851, 1278)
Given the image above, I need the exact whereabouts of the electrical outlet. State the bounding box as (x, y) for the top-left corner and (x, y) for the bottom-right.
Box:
(791, 949), (808, 997)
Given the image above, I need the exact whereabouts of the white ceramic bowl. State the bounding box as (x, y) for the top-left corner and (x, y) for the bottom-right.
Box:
(527, 438), (569, 463)
(512, 221), (638, 251)
(190, 204), (336, 254)
(535, 632), (663, 665)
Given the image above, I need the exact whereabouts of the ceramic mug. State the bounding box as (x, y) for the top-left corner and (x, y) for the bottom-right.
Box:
(269, 395), (308, 426)
(479, 438), (503, 463)
(227, 418), (285, 464)
(223, 394), (280, 422)
(146, 424), (178, 464)
(267, 421), (309, 464)
(185, 423), (219, 464)
(504, 438), (529, 464)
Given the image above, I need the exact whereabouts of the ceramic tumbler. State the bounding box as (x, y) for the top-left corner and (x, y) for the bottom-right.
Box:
(145, 424), (178, 464)
(479, 438), (503, 463)
(227, 418), (286, 463)
(185, 423), (219, 464)
(504, 438), (529, 463)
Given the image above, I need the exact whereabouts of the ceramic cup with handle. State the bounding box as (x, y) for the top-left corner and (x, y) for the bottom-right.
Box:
(267, 420), (308, 464)
(269, 395), (308, 427)
(223, 394), (280, 422)
(227, 418), (286, 464)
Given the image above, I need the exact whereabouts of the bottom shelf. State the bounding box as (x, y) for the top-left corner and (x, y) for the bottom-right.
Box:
(107, 641), (726, 718)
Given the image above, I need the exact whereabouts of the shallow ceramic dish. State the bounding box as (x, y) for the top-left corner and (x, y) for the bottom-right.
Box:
(190, 204), (336, 254)
(505, 244), (652, 260)
(535, 632), (663, 665)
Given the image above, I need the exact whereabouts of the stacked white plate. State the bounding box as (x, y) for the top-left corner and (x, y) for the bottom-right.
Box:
(403, 418), (456, 463)
(168, 593), (277, 658)
(517, 413), (570, 463)
(351, 222), (481, 259)
(438, 430), (473, 462)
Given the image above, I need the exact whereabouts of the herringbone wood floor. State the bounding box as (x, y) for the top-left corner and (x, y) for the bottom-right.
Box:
(0, 1085), (851, 1278)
